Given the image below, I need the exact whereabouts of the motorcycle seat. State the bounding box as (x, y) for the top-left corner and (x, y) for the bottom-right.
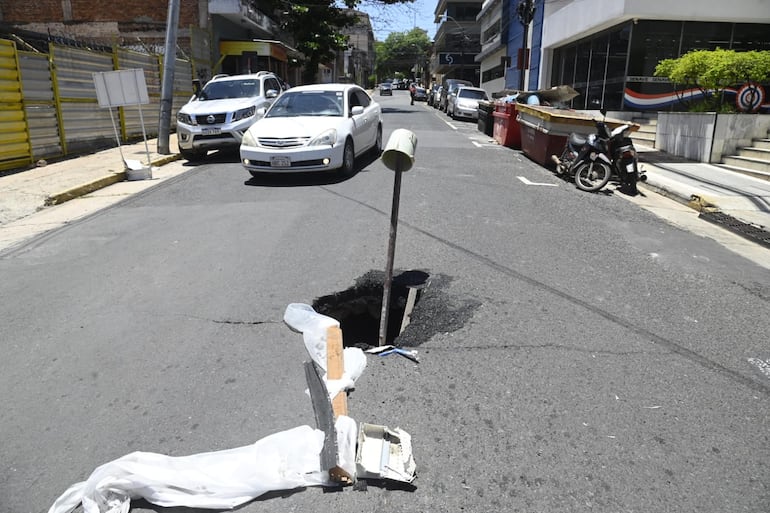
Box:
(568, 132), (587, 148)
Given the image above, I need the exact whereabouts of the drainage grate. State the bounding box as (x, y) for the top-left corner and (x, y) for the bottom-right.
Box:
(699, 211), (770, 250)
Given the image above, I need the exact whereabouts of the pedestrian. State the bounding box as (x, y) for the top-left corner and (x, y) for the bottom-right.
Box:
(409, 82), (416, 105)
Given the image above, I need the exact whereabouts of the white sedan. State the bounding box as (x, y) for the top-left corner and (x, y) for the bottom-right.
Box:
(240, 83), (383, 176)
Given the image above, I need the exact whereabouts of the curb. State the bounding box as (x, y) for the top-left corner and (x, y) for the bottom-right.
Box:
(43, 153), (181, 206)
(640, 179), (721, 214)
(44, 172), (126, 206)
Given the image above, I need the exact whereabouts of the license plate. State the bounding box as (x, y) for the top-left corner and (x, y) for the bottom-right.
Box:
(271, 156), (291, 168)
(201, 127), (221, 136)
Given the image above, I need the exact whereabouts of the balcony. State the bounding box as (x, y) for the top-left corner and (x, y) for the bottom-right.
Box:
(209, 0), (279, 36)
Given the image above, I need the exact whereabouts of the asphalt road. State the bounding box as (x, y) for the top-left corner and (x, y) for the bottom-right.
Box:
(1, 89), (768, 513)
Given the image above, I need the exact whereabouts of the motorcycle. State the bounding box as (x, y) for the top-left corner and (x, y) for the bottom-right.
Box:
(550, 109), (646, 193)
(607, 120), (646, 195)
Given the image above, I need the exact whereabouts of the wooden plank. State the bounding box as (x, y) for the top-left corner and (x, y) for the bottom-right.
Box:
(326, 325), (348, 417)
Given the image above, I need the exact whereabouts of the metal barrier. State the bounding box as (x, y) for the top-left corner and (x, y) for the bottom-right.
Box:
(0, 37), (194, 173)
(0, 39), (32, 170)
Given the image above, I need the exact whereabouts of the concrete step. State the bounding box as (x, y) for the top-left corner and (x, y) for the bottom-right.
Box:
(737, 146), (770, 161)
(721, 155), (770, 175)
(632, 118), (658, 127)
(715, 162), (770, 182)
(632, 131), (656, 144)
(753, 138), (770, 150)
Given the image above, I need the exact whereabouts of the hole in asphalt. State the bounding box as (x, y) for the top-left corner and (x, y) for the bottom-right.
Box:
(312, 270), (480, 348)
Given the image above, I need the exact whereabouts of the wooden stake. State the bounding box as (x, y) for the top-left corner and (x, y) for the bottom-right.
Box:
(326, 326), (348, 417)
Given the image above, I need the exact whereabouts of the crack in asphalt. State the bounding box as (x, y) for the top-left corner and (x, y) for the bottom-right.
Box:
(424, 344), (660, 357)
(324, 187), (769, 395)
(212, 319), (279, 326)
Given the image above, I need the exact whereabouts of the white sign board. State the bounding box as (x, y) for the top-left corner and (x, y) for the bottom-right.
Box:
(93, 69), (150, 108)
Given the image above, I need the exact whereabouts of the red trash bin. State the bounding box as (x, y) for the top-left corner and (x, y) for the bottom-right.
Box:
(492, 101), (521, 149)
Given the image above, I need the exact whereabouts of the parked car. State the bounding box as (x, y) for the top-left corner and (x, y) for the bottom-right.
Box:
(379, 82), (393, 96)
(427, 84), (440, 107)
(439, 78), (473, 112)
(413, 86), (429, 102)
(240, 83), (383, 177)
(447, 86), (490, 120)
(431, 86), (443, 108)
(176, 71), (285, 162)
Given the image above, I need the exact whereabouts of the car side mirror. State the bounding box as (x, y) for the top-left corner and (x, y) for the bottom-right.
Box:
(256, 106), (267, 118)
(351, 106), (364, 116)
(266, 89), (278, 99)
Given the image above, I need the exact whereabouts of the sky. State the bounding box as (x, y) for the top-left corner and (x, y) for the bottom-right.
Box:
(359, 0), (438, 41)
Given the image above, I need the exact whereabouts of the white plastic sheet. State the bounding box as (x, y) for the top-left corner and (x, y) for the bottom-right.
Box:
(49, 418), (360, 513)
(283, 303), (367, 400)
(48, 304), (368, 513)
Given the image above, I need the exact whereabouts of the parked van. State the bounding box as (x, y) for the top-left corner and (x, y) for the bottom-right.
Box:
(439, 78), (473, 112)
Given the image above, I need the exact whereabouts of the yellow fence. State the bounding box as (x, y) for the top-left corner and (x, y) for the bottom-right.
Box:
(0, 38), (193, 173)
(0, 39), (32, 170)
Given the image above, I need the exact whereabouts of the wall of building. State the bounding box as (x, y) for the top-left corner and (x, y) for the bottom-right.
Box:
(542, 0), (770, 48)
(0, 0), (198, 25)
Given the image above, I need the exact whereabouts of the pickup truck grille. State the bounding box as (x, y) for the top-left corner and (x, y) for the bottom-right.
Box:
(196, 113), (227, 125)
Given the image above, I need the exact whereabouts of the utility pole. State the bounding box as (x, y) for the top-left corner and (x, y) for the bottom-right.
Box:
(158, 0), (180, 155)
(516, 0), (536, 91)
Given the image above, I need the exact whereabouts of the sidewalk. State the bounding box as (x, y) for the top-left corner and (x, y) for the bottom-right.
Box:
(635, 145), (770, 248)
(1, 133), (769, 249)
(1, 134), (181, 226)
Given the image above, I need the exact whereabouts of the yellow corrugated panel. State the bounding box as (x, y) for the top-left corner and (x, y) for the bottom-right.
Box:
(0, 91), (22, 102)
(0, 43), (14, 59)
(0, 68), (18, 81)
(0, 141), (31, 158)
(0, 109), (24, 121)
(0, 121), (28, 134)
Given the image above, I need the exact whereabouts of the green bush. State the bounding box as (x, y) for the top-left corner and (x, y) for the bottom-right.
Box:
(655, 49), (770, 112)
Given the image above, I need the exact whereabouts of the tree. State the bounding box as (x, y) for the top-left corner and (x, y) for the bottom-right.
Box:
(374, 28), (432, 83)
(263, 0), (415, 84)
(654, 49), (770, 112)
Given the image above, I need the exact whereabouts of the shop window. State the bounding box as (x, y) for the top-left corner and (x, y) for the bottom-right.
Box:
(628, 20), (681, 77)
(606, 25), (630, 83)
(589, 34), (609, 83)
(730, 23), (770, 51)
(681, 22), (732, 52)
(574, 42), (591, 87)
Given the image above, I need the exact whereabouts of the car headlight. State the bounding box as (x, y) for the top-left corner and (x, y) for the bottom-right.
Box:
(308, 128), (337, 147)
(233, 106), (256, 122)
(177, 112), (194, 125)
(241, 130), (257, 147)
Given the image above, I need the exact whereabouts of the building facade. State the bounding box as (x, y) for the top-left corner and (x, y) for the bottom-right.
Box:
(0, 0), (374, 87)
(431, 0), (482, 87)
(447, 0), (770, 110)
(542, 0), (770, 111)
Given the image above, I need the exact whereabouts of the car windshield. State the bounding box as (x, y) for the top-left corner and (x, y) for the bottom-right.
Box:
(199, 79), (261, 100)
(265, 91), (344, 117)
(458, 89), (488, 100)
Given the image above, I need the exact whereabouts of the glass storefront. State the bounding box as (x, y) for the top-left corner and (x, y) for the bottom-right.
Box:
(551, 20), (770, 111)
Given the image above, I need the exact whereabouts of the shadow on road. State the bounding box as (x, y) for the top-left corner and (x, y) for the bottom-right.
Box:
(244, 150), (381, 187)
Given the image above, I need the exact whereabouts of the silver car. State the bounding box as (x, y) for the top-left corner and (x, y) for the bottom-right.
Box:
(447, 86), (490, 121)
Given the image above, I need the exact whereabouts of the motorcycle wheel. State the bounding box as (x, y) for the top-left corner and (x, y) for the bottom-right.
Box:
(574, 161), (611, 192)
(620, 160), (640, 195)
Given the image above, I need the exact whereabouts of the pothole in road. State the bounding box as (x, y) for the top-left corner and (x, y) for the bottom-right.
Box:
(312, 270), (480, 347)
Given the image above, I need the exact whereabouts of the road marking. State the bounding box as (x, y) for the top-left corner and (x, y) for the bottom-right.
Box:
(472, 141), (482, 147)
(748, 357), (770, 379)
(518, 176), (558, 186)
